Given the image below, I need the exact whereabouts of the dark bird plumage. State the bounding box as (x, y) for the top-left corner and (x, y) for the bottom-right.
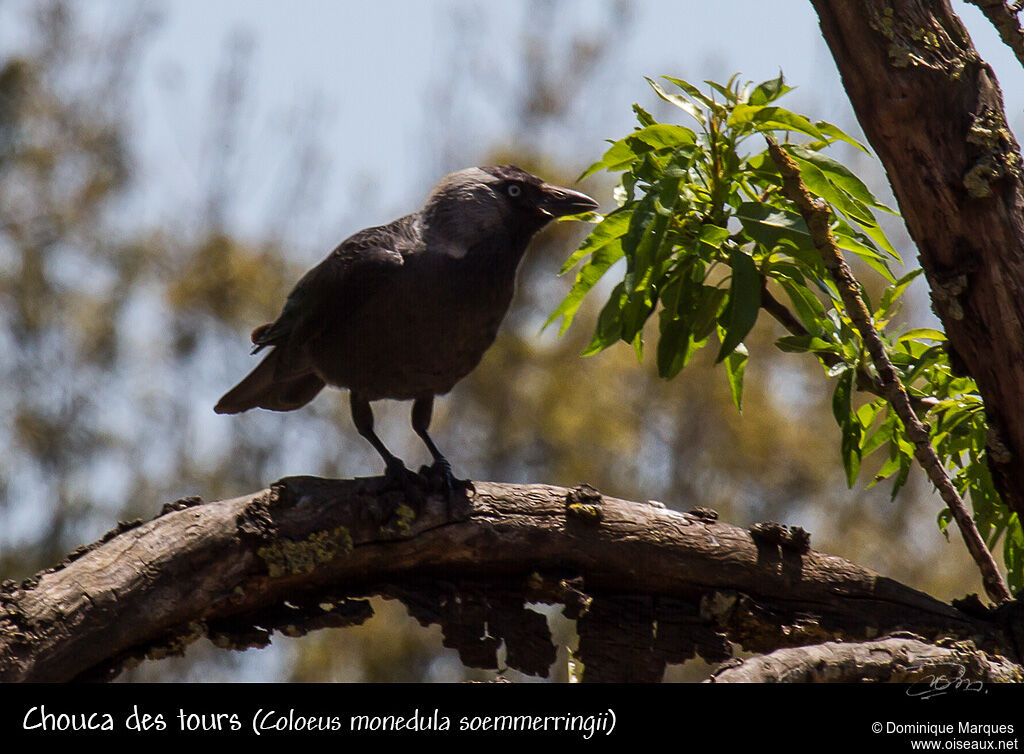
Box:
(215, 165), (598, 489)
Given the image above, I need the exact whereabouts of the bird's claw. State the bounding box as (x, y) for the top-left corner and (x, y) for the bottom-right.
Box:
(418, 458), (458, 498)
(383, 458), (424, 498)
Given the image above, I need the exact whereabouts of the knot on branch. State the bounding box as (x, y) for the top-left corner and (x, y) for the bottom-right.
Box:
(565, 484), (604, 523)
(749, 521), (812, 554)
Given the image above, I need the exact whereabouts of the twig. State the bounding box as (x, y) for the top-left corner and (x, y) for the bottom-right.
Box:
(761, 283), (938, 413)
(766, 136), (1012, 604)
(966, 0), (1024, 71)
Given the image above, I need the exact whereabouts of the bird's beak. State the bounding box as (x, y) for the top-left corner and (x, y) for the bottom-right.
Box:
(537, 184), (599, 217)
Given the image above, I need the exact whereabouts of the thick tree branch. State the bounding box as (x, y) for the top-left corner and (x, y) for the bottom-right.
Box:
(1, 476), (1020, 682)
(966, 0), (1024, 69)
(766, 135), (1011, 604)
(811, 0), (1024, 531)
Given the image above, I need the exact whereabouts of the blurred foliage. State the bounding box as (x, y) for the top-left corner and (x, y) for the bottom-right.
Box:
(0, 2), (993, 682)
(554, 74), (1023, 592)
(168, 234), (291, 328)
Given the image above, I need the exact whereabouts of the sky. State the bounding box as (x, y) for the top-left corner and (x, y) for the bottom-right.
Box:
(86, 1), (849, 246)
(6, 0), (1020, 251)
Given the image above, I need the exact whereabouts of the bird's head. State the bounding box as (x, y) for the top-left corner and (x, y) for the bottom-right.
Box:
(421, 165), (598, 258)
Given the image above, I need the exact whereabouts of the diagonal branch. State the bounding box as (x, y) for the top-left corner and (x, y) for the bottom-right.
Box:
(760, 283), (938, 413)
(966, 0), (1024, 70)
(766, 136), (1012, 604)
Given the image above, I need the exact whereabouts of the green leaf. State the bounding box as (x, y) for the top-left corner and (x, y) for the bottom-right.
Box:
(546, 211), (635, 334)
(691, 286), (728, 340)
(633, 103), (657, 127)
(657, 315), (692, 379)
(774, 334), (838, 353)
(697, 224), (730, 250)
(871, 451), (902, 486)
(1004, 514), (1023, 595)
(876, 268), (924, 319)
(546, 241), (625, 335)
(831, 369), (861, 487)
(856, 400), (883, 431)
(861, 408), (896, 457)
(620, 151), (690, 342)
(890, 444), (913, 500)
(842, 420), (862, 488)
(832, 366), (853, 426)
(583, 282), (626, 355)
(777, 278), (826, 336)
(579, 124), (697, 179)
(937, 508), (953, 540)
(736, 202), (811, 247)
(724, 341), (748, 411)
(646, 76), (707, 125)
(786, 145), (896, 213)
(630, 124), (698, 152)
(663, 76), (720, 113)
(852, 215), (901, 263)
(786, 149), (877, 224)
(715, 249), (761, 362)
(728, 105), (826, 141)
(558, 209), (633, 275)
(738, 201), (894, 282)
(898, 328), (946, 342)
(705, 79), (739, 104)
(814, 120), (868, 152)
(832, 228), (897, 283)
(750, 72), (791, 106)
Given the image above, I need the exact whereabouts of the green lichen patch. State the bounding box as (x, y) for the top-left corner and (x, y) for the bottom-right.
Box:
(256, 526), (354, 578)
(380, 502), (417, 536)
(930, 272), (969, 321)
(964, 157), (1002, 198)
(968, 108), (1009, 150)
(964, 108), (1022, 198)
(869, 4), (972, 77)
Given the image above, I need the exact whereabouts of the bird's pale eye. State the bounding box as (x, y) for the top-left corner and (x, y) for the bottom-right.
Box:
(507, 184), (522, 197)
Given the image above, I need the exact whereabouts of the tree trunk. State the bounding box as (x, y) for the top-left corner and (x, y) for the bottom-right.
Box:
(811, 0), (1024, 519)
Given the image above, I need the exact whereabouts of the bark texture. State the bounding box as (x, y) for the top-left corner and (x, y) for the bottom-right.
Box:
(1, 477), (1020, 682)
(812, 0), (1024, 520)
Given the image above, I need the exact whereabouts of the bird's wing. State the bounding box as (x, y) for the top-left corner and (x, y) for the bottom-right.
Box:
(250, 215), (418, 357)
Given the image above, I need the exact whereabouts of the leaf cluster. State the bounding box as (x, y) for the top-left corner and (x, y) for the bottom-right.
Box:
(551, 74), (1023, 592)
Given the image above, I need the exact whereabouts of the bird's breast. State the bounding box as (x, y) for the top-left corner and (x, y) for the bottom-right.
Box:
(309, 252), (517, 400)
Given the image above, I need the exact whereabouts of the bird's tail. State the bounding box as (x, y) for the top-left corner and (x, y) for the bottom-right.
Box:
(214, 348), (326, 414)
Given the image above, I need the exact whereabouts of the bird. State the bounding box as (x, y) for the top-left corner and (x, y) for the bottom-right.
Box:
(214, 165), (598, 492)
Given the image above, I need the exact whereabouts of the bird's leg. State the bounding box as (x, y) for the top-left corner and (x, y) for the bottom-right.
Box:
(411, 394), (456, 495)
(349, 392), (417, 490)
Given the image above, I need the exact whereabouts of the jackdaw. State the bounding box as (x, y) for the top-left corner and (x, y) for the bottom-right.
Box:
(215, 165), (598, 490)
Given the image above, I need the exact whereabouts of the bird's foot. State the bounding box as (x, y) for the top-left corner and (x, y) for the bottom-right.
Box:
(382, 458), (425, 500)
(419, 458), (452, 497)
(419, 457), (468, 501)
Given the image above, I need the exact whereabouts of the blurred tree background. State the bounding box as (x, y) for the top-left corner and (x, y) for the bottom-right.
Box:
(0, 0), (1016, 682)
